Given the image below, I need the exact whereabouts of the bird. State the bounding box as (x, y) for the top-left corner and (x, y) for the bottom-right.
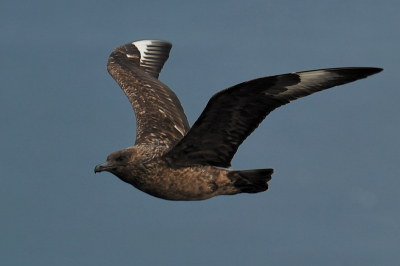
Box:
(94, 39), (382, 201)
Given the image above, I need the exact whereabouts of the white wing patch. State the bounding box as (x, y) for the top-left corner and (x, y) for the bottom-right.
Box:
(132, 40), (154, 64)
(130, 39), (173, 79)
(288, 70), (340, 89)
(266, 70), (341, 99)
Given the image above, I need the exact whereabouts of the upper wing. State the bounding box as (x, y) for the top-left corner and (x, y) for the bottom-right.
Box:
(164, 67), (383, 168)
(107, 40), (190, 148)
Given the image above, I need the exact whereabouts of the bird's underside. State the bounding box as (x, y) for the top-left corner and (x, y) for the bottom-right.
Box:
(94, 39), (383, 201)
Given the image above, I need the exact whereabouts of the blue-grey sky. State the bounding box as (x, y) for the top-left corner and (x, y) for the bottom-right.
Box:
(1, 1), (399, 265)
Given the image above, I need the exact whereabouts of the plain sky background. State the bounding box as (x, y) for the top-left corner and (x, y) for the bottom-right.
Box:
(1, 1), (399, 265)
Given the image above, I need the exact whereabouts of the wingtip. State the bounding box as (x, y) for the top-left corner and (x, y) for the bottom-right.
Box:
(132, 39), (172, 50)
(366, 67), (384, 75)
(331, 67), (383, 78)
(123, 39), (173, 79)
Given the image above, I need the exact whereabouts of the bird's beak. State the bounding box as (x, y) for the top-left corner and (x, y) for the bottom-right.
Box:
(94, 161), (113, 173)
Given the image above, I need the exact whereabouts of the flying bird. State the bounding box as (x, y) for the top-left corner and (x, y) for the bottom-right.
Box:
(94, 40), (382, 201)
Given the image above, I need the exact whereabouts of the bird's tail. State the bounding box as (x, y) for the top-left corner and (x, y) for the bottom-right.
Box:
(227, 169), (274, 194)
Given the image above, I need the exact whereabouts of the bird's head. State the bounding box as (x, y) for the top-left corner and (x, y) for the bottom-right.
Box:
(94, 148), (138, 178)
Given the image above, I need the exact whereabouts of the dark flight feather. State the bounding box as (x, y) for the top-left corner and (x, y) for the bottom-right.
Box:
(164, 67), (382, 167)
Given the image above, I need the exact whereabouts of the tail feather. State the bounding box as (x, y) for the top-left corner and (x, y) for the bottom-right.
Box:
(227, 169), (274, 194)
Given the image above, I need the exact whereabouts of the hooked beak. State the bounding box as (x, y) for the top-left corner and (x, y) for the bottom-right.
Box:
(94, 161), (114, 173)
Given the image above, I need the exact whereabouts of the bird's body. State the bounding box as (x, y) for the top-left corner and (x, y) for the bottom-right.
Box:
(96, 143), (271, 201)
(101, 146), (231, 201)
(94, 39), (382, 201)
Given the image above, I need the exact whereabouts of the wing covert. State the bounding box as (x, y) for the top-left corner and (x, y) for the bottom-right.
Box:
(107, 40), (190, 148)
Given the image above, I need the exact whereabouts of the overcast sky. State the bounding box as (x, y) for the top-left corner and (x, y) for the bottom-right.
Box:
(1, 1), (399, 265)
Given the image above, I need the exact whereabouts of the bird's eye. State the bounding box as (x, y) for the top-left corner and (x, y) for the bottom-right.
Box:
(115, 156), (125, 162)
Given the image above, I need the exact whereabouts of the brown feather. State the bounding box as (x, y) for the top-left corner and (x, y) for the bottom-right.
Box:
(107, 41), (190, 148)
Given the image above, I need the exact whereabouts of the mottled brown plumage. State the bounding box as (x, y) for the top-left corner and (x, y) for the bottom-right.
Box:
(94, 39), (382, 201)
